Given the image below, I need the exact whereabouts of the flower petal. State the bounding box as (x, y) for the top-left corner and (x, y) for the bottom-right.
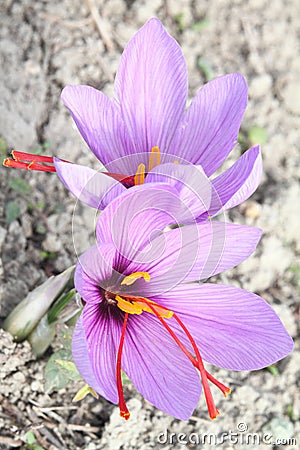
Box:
(72, 315), (108, 397)
(54, 158), (126, 209)
(157, 284), (294, 370)
(96, 183), (198, 271)
(81, 302), (124, 403)
(114, 18), (188, 155)
(127, 222), (262, 296)
(74, 244), (117, 303)
(145, 163), (212, 219)
(175, 73), (248, 175)
(122, 311), (201, 420)
(61, 85), (133, 170)
(209, 146), (262, 216)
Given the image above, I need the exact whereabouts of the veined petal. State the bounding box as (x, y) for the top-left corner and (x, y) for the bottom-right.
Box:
(114, 18), (188, 155)
(96, 183), (198, 271)
(54, 158), (126, 209)
(61, 85), (133, 169)
(145, 163), (212, 219)
(122, 311), (201, 420)
(126, 222), (262, 296)
(155, 284), (294, 370)
(209, 146), (262, 216)
(75, 244), (117, 303)
(72, 315), (109, 397)
(81, 302), (123, 403)
(175, 73), (248, 175)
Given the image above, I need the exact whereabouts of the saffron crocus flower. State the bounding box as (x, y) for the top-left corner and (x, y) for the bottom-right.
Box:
(3, 18), (262, 221)
(72, 184), (293, 421)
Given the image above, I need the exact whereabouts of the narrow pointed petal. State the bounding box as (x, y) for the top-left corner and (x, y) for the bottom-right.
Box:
(74, 244), (116, 303)
(145, 163), (212, 219)
(127, 222), (262, 296)
(61, 85), (133, 169)
(209, 146), (262, 216)
(175, 73), (248, 175)
(96, 183), (198, 271)
(157, 284), (294, 370)
(122, 312), (201, 420)
(54, 158), (126, 209)
(72, 316), (109, 397)
(114, 18), (188, 155)
(80, 302), (124, 403)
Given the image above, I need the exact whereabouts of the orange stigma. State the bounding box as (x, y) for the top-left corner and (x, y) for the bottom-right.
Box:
(3, 151), (57, 172)
(113, 271), (230, 421)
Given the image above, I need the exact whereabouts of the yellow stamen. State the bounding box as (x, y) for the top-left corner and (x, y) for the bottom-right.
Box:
(148, 146), (161, 171)
(174, 160), (180, 164)
(116, 295), (143, 314)
(116, 295), (174, 319)
(121, 272), (151, 286)
(134, 163), (145, 185)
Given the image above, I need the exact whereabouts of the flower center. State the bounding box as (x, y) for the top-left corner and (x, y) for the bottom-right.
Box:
(114, 271), (231, 421)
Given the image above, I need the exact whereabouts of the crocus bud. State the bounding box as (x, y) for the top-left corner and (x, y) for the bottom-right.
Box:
(27, 314), (56, 357)
(3, 266), (74, 341)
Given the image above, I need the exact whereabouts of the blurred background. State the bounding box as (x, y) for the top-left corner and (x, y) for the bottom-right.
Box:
(0, 0), (299, 448)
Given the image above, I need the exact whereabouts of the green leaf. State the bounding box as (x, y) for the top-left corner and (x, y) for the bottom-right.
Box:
(47, 289), (76, 324)
(0, 136), (7, 164)
(247, 126), (267, 146)
(55, 359), (79, 373)
(191, 19), (209, 31)
(197, 56), (214, 82)
(9, 177), (31, 195)
(267, 364), (279, 376)
(44, 348), (82, 393)
(31, 141), (50, 155)
(174, 13), (185, 32)
(73, 384), (99, 402)
(25, 431), (36, 445)
(5, 200), (21, 223)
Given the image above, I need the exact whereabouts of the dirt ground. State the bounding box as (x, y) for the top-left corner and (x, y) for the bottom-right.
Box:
(0, 0), (299, 449)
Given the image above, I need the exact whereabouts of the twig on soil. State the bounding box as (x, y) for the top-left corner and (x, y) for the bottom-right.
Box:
(40, 13), (93, 29)
(0, 436), (23, 447)
(84, 0), (114, 51)
(241, 18), (265, 74)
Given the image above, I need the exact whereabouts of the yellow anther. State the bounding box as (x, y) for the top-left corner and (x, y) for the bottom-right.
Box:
(121, 272), (151, 286)
(116, 293), (173, 319)
(116, 295), (143, 315)
(136, 299), (174, 319)
(174, 160), (180, 164)
(148, 146), (161, 171)
(134, 163), (145, 185)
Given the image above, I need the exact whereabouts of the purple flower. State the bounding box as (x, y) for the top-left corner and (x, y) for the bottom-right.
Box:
(3, 19), (262, 222)
(51, 18), (262, 219)
(72, 184), (293, 421)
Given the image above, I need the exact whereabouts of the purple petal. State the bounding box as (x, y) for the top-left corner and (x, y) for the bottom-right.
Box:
(175, 73), (248, 175)
(122, 311), (201, 420)
(80, 302), (124, 403)
(61, 85), (133, 170)
(127, 222), (262, 296)
(145, 163), (212, 219)
(156, 284), (294, 370)
(54, 158), (126, 209)
(72, 315), (110, 397)
(114, 18), (188, 155)
(96, 183), (198, 270)
(74, 244), (116, 303)
(209, 146), (262, 216)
